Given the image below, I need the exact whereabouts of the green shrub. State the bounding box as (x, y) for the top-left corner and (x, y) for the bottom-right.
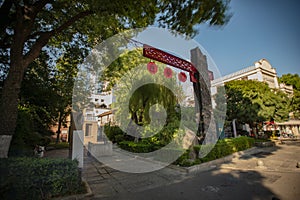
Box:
(118, 141), (161, 153)
(104, 125), (125, 143)
(0, 157), (85, 199)
(114, 134), (125, 143)
(175, 136), (255, 166)
(9, 109), (52, 157)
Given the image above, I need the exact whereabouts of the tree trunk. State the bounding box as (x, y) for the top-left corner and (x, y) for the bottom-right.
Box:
(0, 61), (26, 158)
(68, 113), (75, 159)
(56, 112), (63, 144)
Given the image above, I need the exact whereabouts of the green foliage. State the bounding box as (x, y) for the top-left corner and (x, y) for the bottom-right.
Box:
(174, 136), (255, 167)
(20, 56), (58, 135)
(103, 124), (126, 143)
(110, 50), (184, 129)
(279, 73), (300, 119)
(0, 157), (85, 199)
(291, 90), (300, 119)
(20, 51), (80, 143)
(104, 118), (181, 152)
(222, 80), (290, 125)
(9, 108), (51, 157)
(278, 73), (300, 90)
(118, 141), (161, 153)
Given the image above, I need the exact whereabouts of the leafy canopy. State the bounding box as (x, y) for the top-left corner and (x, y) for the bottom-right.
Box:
(222, 80), (290, 125)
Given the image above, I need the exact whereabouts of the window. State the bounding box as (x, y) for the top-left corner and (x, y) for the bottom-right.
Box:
(85, 124), (92, 136)
(100, 104), (107, 108)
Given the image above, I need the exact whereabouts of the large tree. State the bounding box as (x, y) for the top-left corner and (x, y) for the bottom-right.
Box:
(0, 0), (231, 157)
(221, 80), (290, 131)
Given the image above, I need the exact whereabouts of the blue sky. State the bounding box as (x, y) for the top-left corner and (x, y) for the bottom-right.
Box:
(195, 0), (300, 77)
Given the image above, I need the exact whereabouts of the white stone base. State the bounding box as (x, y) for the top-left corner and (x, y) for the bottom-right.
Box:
(88, 142), (113, 157)
(72, 131), (84, 168)
(0, 135), (12, 158)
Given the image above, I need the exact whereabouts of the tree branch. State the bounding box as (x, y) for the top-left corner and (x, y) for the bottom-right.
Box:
(23, 10), (93, 66)
(52, 10), (93, 35)
(0, 0), (14, 34)
(32, 0), (53, 19)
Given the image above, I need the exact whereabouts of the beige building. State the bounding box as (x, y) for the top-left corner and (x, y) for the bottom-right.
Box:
(279, 83), (294, 97)
(98, 110), (114, 126)
(276, 120), (300, 136)
(82, 108), (99, 145)
(211, 58), (293, 97)
(212, 59), (278, 91)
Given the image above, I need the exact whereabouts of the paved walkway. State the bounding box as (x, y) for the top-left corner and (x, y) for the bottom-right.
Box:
(220, 141), (300, 172)
(82, 150), (188, 199)
(46, 141), (300, 200)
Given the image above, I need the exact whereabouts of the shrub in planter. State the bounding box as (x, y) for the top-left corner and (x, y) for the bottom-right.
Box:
(175, 136), (255, 166)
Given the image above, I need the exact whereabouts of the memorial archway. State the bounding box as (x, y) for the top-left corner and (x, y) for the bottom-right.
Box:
(142, 44), (205, 136)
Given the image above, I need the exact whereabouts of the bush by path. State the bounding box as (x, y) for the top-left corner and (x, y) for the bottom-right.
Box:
(0, 157), (85, 199)
(174, 136), (255, 167)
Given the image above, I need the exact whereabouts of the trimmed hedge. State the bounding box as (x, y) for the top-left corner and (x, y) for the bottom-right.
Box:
(118, 141), (162, 153)
(175, 136), (255, 167)
(0, 157), (85, 199)
(104, 125), (124, 143)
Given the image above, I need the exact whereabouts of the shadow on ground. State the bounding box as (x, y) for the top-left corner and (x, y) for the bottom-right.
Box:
(95, 168), (287, 200)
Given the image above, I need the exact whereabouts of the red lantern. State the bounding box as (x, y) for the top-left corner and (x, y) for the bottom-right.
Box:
(178, 72), (187, 82)
(147, 62), (158, 74)
(164, 67), (173, 78)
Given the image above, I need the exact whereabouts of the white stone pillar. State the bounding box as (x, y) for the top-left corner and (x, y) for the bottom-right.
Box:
(0, 135), (12, 158)
(72, 130), (84, 168)
(232, 119), (237, 138)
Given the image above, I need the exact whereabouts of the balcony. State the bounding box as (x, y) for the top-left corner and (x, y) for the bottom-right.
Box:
(84, 116), (98, 121)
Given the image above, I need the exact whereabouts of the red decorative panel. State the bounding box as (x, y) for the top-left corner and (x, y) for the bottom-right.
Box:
(143, 44), (197, 73)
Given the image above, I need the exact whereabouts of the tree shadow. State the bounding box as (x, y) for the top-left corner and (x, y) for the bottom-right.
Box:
(237, 145), (281, 160)
(102, 168), (283, 200)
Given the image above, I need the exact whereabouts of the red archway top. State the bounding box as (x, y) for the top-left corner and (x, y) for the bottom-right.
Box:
(143, 44), (198, 82)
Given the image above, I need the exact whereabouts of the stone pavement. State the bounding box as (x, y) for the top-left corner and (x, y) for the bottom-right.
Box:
(82, 141), (300, 200)
(219, 141), (300, 172)
(82, 151), (188, 199)
(45, 141), (300, 200)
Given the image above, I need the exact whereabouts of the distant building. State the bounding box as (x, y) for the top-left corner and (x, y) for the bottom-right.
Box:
(82, 80), (114, 145)
(210, 58), (298, 136)
(211, 58), (293, 96)
(50, 114), (70, 142)
(279, 83), (294, 97)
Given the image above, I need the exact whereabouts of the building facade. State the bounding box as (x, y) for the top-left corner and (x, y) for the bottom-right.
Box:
(81, 80), (114, 145)
(211, 58), (293, 96)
